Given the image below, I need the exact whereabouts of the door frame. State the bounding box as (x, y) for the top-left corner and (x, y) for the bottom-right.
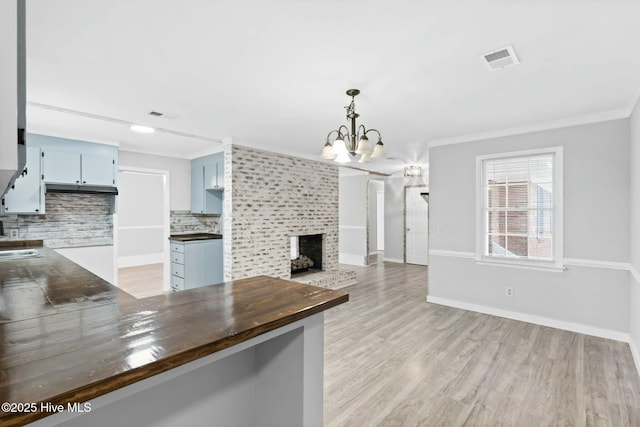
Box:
(114, 165), (171, 291)
(403, 184), (428, 264)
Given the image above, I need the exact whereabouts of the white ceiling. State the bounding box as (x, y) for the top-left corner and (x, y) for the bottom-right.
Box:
(24, 0), (640, 175)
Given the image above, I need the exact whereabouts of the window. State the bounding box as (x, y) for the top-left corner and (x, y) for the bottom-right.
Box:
(476, 147), (563, 269)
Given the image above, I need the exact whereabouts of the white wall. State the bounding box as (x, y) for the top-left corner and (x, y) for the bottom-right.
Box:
(55, 246), (115, 284)
(339, 169), (368, 266)
(428, 119), (631, 338)
(118, 151), (190, 211)
(630, 96), (640, 370)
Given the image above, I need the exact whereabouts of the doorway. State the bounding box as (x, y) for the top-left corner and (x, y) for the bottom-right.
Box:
(405, 185), (429, 265)
(115, 167), (170, 296)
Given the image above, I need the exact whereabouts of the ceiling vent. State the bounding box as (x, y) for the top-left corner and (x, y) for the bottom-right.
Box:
(482, 45), (519, 71)
(148, 111), (164, 117)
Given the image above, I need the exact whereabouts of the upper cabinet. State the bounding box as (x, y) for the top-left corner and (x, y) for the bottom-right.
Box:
(191, 152), (224, 214)
(32, 134), (117, 187)
(1, 146), (44, 214)
(42, 150), (116, 186)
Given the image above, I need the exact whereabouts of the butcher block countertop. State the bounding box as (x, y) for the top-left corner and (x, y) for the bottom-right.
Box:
(0, 241), (348, 426)
(169, 233), (223, 241)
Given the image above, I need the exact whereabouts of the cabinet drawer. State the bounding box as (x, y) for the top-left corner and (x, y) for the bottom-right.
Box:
(171, 251), (184, 264)
(171, 262), (184, 278)
(171, 275), (184, 291)
(171, 243), (184, 253)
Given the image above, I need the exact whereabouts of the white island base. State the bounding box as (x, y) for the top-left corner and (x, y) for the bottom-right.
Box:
(29, 313), (325, 427)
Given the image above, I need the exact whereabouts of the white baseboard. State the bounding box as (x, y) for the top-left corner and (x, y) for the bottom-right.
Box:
(339, 253), (367, 267)
(630, 338), (640, 381)
(118, 253), (165, 268)
(426, 295), (630, 343)
(383, 257), (404, 263)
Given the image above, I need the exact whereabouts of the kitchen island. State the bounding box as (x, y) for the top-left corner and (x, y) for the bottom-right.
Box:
(0, 241), (348, 427)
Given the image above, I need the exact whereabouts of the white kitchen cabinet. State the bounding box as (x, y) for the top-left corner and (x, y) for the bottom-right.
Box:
(81, 152), (116, 185)
(191, 152), (223, 214)
(42, 149), (81, 184)
(170, 238), (223, 290)
(42, 149), (115, 186)
(1, 146), (44, 214)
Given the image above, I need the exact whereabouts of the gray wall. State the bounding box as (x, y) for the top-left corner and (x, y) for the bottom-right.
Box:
(119, 150), (191, 211)
(630, 97), (640, 360)
(428, 119), (631, 334)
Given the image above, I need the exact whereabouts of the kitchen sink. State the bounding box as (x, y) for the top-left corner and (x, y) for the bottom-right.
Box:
(0, 249), (42, 260)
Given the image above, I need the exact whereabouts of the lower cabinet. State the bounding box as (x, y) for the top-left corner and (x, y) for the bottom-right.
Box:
(170, 239), (223, 291)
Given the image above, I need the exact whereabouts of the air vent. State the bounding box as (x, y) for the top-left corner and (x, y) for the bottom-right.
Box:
(148, 111), (164, 117)
(482, 45), (519, 71)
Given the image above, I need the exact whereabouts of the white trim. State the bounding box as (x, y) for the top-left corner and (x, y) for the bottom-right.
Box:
(430, 250), (635, 273)
(118, 225), (164, 230)
(429, 249), (475, 259)
(428, 108), (631, 148)
(338, 225), (367, 230)
(426, 295), (630, 343)
(476, 260), (565, 273)
(339, 252), (368, 266)
(564, 258), (630, 271)
(631, 264), (640, 284)
(383, 257), (404, 263)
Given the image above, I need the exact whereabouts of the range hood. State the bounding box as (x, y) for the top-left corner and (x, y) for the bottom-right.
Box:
(45, 183), (119, 195)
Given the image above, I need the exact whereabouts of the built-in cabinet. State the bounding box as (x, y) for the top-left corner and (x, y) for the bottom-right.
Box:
(170, 239), (223, 291)
(191, 152), (224, 214)
(42, 149), (116, 186)
(1, 134), (118, 215)
(1, 146), (43, 214)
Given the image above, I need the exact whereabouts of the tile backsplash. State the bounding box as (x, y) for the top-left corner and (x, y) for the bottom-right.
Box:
(170, 210), (221, 234)
(0, 193), (113, 248)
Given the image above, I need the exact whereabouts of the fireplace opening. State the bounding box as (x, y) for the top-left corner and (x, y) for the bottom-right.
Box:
(290, 234), (323, 275)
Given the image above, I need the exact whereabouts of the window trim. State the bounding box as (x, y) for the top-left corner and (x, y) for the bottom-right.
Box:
(475, 147), (564, 270)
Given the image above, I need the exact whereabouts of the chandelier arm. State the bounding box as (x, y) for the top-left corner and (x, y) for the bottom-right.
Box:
(363, 128), (382, 140)
(325, 129), (340, 142)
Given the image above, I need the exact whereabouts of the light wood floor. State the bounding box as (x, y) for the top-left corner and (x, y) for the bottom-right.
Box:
(324, 254), (640, 427)
(117, 263), (165, 299)
(116, 257), (640, 426)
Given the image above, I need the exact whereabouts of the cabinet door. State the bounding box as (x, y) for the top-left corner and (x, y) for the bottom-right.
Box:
(42, 150), (81, 184)
(190, 159), (204, 214)
(204, 161), (217, 190)
(214, 153), (224, 189)
(2, 146), (43, 214)
(81, 152), (115, 185)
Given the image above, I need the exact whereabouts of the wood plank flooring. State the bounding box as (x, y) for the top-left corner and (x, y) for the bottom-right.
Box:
(117, 263), (165, 299)
(324, 254), (640, 427)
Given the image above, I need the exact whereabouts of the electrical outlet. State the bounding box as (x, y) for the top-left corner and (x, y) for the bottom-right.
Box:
(505, 287), (514, 297)
(9, 229), (18, 239)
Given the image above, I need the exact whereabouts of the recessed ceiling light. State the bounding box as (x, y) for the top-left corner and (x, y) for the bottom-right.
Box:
(130, 124), (155, 133)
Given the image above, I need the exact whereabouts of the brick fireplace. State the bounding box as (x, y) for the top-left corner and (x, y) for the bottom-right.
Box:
(291, 233), (324, 275)
(224, 145), (339, 281)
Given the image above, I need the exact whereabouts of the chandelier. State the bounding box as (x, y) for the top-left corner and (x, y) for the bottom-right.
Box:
(321, 89), (386, 163)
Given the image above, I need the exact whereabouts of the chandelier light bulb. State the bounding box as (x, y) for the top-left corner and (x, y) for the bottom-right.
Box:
(334, 152), (352, 163)
(355, 135), (372, 154)
(331, 137), (349, 155)
(321, 141), (337, 159)
(371, 140), (386, 158)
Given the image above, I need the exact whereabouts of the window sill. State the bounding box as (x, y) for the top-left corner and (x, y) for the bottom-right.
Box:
(475, 258), (565, 273)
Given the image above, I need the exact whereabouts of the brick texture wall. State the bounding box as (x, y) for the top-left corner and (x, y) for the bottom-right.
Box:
(224, 145), (339, 280)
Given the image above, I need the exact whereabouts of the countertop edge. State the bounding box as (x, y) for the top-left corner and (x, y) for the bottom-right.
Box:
(1, 290), (348, 427)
